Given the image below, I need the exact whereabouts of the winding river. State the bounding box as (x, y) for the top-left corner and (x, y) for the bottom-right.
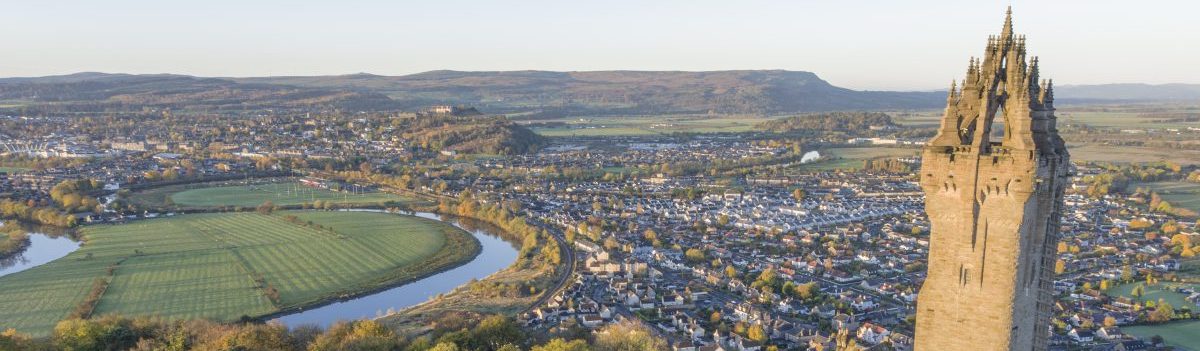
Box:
(0, 212), (520, 329)
(0, 224), (80, 278)
(272, 211), (519, 327)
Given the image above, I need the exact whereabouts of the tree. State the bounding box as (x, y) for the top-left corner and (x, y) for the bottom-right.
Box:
(203, 323), (298, 351)
(1150, 299), (1175, 322)
(0, 329), (36, 351)
(1054, 259), (1066, 274)
(533, 338), (591, 351)
(309, 320), (401, 351)
(747, 324), (767, 343)
(685, 248), (706, 263)
(794, 282), (819, 300)
(593, 321), (666, 351)
(756, 268), (778, 287)
(792, 188), (806, 202)
(470, 315), (524, 350)
(642, 229), (657, 243)
(257, 200), (275, 215)
(53, 319), (111, 351)
(429, 342), (461, 351)
(604, 237), (619, 251)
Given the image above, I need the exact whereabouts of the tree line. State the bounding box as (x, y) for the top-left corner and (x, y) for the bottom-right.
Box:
(0, 314), (666, 351)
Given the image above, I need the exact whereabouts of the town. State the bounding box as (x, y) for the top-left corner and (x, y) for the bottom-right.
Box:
(3, 108), (1199, 350)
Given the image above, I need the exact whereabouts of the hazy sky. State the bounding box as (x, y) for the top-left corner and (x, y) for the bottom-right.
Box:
(2, 0), (1195, 90)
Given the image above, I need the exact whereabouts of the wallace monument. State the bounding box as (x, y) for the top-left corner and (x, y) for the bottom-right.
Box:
(915, 8), (1070, 351)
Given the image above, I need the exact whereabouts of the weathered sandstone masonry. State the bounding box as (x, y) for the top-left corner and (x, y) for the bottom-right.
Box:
(914, 8), (1070, 351)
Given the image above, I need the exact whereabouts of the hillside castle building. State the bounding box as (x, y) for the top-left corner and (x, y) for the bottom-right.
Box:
(914, 8), (1069, 351)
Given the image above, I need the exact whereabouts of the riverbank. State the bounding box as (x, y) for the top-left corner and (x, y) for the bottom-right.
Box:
(0, 231), (31, 260)
(378, 250), (558, 336)
(259, 211), (484, 324)
(375, 206), (570, 337)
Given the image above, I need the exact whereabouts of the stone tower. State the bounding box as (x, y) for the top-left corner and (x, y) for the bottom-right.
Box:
(914, 8), (1069, 351)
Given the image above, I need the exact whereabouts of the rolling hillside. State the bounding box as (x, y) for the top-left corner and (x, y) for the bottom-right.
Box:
(0, 73), (397, 113)
(236, 70), (947, 115)
(4, 71), (1195, 116)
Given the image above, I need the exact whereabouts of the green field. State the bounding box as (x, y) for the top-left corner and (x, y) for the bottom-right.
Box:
(0, 166), (30, 174)
(1105, 282), (1197, 309)
(796, 147), (920, 171)
(530, 115), (767, 136)
(1124, 320), (1200, 351)
(129, 180), (420, 208)
(0, 211), (477, 335)
(1067, 144), (1200, 165)
(1130, 181), (1200, 213)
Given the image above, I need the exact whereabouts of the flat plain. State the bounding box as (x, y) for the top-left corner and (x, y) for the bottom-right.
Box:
(529, 115), (765, 136)
(129, 180), (418, 208)
(0, 211), (475, 335)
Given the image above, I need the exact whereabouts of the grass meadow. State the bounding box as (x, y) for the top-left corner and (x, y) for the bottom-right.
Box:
(1104, 282), (1197, 309)
(795, 147), (920, 171)
(0, 211), (474, 336)
(129, 180), (419, 208)
(1124, 320), (1200, 351)
(530, 115), (766, 136)
(1131, 181), (1200, 213)
(0, 166), (30, 174)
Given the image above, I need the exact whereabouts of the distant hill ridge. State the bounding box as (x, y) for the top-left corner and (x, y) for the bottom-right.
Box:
(234, 70), (946, 115)
(1, 71), (1195, 115)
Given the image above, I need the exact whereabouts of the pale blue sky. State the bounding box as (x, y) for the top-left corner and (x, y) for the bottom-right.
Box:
(2, 0), (1194, 90)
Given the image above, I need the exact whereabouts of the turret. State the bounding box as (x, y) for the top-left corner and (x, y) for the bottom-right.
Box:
(1043, 79), (1055, 106)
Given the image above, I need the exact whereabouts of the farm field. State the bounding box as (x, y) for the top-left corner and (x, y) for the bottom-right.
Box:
(1124, 320), (1200, 351)
(1067, 144), (1200, 165)
(0, 211), (477, 335)
(1059, 109), (1200, 130)
(796, 147), (920, 171)
(129, 179), (421, 208)
(1130, 181), (1200, 213)
(529, 115), (767, 136)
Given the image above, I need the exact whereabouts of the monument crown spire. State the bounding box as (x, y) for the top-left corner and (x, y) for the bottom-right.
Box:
(916, 8), (1069, 351)
(1001, 6), (1014, 39)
